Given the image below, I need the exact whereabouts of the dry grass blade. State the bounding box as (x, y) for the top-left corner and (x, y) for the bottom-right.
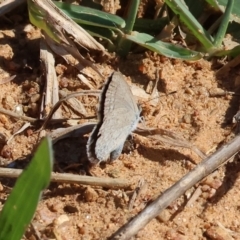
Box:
(44, 33), (104, 77)
(30, 0), (105, 52)
(40, 39), (62, 119)
(110, 134), (240, 239)
(59, 90), (88, 117)
(7, 122), (31, 144)
(0, 167), (130, 189)
(77, 74), (95, 89)
(128, 179), (146, 211)
(0, 107), (37, 122)
(135, 127), (206, 160)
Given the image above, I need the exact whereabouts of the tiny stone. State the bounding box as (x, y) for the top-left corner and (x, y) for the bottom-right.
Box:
(47, 201), (63, 212)
(15, 104), (23, 115)
(182, 114), (192, 124)
(208, 188), (216, 198)
(84, 187), (98, 202)
(201, 192), (209, 199)
(156, 209), (171, 222)
(201, 184), (210, 192)
(54, 214), (69, 226)
(0, 182), (4, 191)
(204, 225), (233, 240)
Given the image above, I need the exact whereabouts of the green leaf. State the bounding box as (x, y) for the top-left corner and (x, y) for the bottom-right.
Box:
(53, 1), (125, 30)
(125, 32), (202, 60)
(0, 137), (53, 240)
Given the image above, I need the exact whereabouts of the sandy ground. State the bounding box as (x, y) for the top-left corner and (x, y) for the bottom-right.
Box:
(1, 2), (240, 240)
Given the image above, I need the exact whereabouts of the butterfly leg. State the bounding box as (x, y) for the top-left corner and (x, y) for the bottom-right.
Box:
(110, 143), (124, 161)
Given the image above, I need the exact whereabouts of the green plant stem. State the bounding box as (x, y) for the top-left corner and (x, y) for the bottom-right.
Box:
(213, 0), (234, 47)
(117, 0), (140, 56)
(124, 0), (140, 33)
(165, 0), (214, 51)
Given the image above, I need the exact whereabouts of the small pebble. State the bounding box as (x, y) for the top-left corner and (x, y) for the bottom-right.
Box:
(156, 209), (171, 222)
(204, 225), (233, 240)
(1, 145), (12, 158)
(54, 214), (69, 226)
(84, 187), (98, 202)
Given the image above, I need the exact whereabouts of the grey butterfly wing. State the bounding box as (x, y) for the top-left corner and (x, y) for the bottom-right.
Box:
(87, 71), (140, 164)
(95, 107), (139, 162)
(103, 72), (139, 117)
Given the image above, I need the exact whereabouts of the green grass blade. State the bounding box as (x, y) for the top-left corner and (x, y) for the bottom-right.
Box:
(123, 0), (140, 34)
(0, 137), (53, 240)
(214, 0), (234, 47)
(125, 32), (202, 60)
(212, 45), (240, 57)
(80, 24), (116, 50)
(218, 0), (240, 23)
(53, 1), (125, 30)
(117, 0), (140, 56)
(165, 0), (214, 51)
(81, 24), (116, 40)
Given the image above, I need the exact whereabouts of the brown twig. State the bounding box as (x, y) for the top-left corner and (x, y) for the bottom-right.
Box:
(40, 90), (100, 130)
(0, 107), (38, 123)
(110, 134), (240, 239)
(0, 167), (130, 189)
(135, 127), (206, 160)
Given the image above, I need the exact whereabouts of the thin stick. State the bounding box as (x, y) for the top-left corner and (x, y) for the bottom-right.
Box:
(135, 127), (206, 160)
(0, 107), (38, 123)
(0, 168), (130, 189)
(40, 90), (100, 130)
(111, 134), (240, 239)
(216, 54), (240, 77)
(0, 107), (89, 125)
